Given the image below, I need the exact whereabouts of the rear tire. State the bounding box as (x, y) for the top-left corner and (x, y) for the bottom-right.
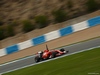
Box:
(51, 52), (57, 58)
(60, 48), (69, 53)
(60, 48), (65, 52)
(66, 50), (69, 53)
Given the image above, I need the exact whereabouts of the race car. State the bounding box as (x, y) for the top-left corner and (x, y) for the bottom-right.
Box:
(34, 45), (69, 62)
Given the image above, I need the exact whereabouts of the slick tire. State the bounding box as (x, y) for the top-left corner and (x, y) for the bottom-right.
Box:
(35, 56), (40, 62)
(60, 48), (65, 52)
(51, 52), (57, 58)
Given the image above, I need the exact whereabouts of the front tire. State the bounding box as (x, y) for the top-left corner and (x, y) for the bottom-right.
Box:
(35, 56), (40, 62)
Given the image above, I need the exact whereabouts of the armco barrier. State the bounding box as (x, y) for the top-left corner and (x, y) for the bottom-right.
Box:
(0, 16), (100, 57)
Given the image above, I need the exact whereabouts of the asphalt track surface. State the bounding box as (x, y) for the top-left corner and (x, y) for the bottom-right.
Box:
(0, 37), (100, 74)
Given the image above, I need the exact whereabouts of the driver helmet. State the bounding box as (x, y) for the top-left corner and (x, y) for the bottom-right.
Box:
(38, 51), (43, 54)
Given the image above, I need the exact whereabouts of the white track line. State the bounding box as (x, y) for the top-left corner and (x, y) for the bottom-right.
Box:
(1, 46), (100, 74)
(1, 38), (99, 66)
(0, 56), (34, 66)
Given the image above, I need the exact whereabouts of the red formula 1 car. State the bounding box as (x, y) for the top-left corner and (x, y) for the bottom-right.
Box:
(35, 45), (69, 62)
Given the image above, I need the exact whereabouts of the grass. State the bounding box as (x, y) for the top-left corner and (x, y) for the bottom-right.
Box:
(3, 47), (100, 75)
